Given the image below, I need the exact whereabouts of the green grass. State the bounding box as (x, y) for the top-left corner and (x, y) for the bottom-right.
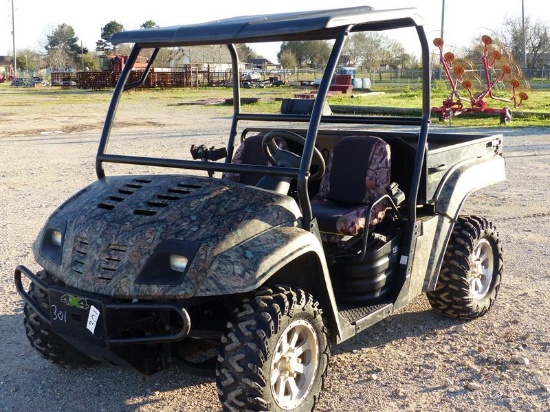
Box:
(2, 81), (549, 128)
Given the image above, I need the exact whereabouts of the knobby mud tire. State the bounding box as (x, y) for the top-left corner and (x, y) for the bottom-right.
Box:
(24, 271), (96, 368)
(427, 215), (503, 320)
(216, 286), (330, 412)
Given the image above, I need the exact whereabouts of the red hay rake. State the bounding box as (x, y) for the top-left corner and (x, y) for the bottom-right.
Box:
(432, 35), (528, 124)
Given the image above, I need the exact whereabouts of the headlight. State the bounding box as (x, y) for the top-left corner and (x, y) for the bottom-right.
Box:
(51, 230), (63, 246)
(39, 218), (67, 265)
(136, 239), (200, 285)
(169, 254), (188, 272)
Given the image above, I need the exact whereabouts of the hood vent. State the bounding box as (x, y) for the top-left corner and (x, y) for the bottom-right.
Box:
(70, 237), (127, 282)
(98, 244), (127, 281)
(96, 179), (203, 216)
(132, 182), (201, 217)
(98, 178), (152, 211)
(71, 236), (89, 276)
(165, 182), (201, 198)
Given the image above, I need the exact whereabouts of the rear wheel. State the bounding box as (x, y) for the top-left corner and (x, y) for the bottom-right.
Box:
(427, 216), (503, 320)
(24, 271), (96, 368)
(216, 286), (330, 411)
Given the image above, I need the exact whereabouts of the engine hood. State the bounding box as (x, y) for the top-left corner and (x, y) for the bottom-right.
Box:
(33, 174), (302, 299)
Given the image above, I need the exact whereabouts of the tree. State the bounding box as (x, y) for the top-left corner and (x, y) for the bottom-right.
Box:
(169, 45), (233, 66)
(279, 40), (331, 68)
(15, 49), (47, 74)
(96, 21), (124, 54)
(498, 16), (550, 72)
(81, 53), (99, 71)
(305, 40), (331, 68)
(279, 42), (304, 67)
(341, 32), (370, 67)
(236, 44), (261, 62)
(379, 38), (408, 67)
(279, 50), (297, 69)
(48, 48), (73, 71)
(341, 32), (415, 72)
(140, 20), (159, 29)
(455, 16), (550, 81)
(45, 24), (88, 70)
(356, 33), (383, 71)
(153, 48), (174, 68)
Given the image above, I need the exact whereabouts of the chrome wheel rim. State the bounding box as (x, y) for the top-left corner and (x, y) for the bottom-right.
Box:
(469, 238), (494, 300)
(271, 319), (319, 410)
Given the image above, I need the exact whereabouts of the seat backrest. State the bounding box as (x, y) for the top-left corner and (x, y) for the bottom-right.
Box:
(316, 135), (391, 204)
(223, 134), (287, 185)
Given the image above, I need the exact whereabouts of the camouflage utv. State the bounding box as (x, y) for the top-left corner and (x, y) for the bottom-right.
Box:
(15, 6), (505, 411)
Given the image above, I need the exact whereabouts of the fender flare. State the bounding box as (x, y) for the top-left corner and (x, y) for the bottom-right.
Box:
(195, 225), (342, 336)
(417, 155), (506, 292)
(433, 155), (506, 220)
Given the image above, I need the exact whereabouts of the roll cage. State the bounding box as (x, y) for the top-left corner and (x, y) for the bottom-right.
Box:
(95, 6), (431, 231)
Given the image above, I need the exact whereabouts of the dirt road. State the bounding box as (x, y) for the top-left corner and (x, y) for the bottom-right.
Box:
(1, 94), (549, 411)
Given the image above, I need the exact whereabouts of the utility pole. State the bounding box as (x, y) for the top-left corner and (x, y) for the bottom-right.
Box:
(439, 0), (446, 80)
(11, 0), (17, 77)
(440, 0), (446, 39)
(522, 0), (527, 73)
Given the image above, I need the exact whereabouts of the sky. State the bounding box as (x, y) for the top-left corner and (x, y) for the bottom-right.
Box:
(1, 0), (537, 63)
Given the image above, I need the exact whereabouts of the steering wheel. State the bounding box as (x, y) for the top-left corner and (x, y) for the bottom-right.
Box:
(262, 130), (326, 181)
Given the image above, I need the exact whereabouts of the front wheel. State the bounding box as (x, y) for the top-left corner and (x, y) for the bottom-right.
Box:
(216, 286), (330, 412)
(427, 216), (503, 320)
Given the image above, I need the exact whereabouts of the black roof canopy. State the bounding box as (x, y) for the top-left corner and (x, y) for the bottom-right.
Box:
(111, 6), (424, 47)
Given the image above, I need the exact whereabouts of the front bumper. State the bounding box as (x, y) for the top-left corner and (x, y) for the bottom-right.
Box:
(15, 265), (191, 374)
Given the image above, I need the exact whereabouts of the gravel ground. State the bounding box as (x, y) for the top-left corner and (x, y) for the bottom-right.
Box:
(1, 91), (549, 411)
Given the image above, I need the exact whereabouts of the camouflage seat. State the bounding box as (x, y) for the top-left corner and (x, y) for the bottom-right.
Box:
(311, 135), (391, 241)
(223, 134), (288, 185)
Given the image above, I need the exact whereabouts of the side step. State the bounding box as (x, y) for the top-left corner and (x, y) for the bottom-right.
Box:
(337, 301), (393, 342)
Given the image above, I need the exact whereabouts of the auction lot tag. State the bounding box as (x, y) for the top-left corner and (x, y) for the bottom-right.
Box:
(86, 305), (101, 335)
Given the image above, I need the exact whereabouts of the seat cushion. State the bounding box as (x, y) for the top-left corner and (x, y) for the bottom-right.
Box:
(317, 135), (391, 204)
(312, 135), (391, 238)
(312, 197), (387, 236)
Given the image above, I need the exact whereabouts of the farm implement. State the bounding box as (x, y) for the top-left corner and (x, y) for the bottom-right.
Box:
(432, 35), (528, 124)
